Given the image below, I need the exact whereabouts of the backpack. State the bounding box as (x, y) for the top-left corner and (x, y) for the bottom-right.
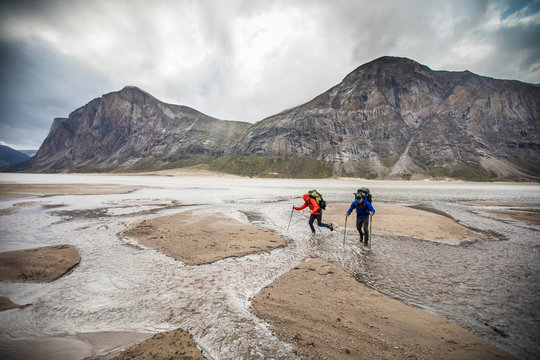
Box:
(308, 189), (327, 210)
(356, 187), (372, 204)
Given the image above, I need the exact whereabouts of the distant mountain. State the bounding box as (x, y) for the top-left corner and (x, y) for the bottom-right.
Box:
(13, 86), (250, 172)
(18, 150), (38, 157)
(0, 145), (30, 167)
(231, 57), (540, 180)
(7, 57), (540, 180)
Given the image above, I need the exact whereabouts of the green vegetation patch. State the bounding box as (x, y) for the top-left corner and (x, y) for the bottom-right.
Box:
(340, 159), (378, 179)
(428, 163), (496, 181)
(208, 155), (333, 178)
(380, 154), (401, 168)
(513, 160), (540, 178)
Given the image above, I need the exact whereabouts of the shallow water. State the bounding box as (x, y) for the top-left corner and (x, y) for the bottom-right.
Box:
(0, 174), (538, 359)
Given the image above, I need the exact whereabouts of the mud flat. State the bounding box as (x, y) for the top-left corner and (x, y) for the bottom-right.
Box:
(466, 201), (540, 225)
(251, 258), (514, 360)
(0, 183), (140, 200)
(105, 329), (207, 360)
(0, 245), (80, 283)
(122, 209), (286, 265)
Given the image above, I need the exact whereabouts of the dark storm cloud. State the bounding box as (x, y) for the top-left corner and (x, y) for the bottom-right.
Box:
(0, 38), (112, 149)
(0, 0), (539, 150)
(494, 5), (540, 81)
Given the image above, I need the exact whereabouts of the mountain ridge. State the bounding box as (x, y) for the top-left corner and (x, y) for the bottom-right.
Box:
(5, 56), (540, 180)
(0, 145), (31, 167)
(230, 56), (539, 179)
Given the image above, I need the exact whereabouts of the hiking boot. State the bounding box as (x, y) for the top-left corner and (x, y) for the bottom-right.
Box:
(329, 223), (334, 231)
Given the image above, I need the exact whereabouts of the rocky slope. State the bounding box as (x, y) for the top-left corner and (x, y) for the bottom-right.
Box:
(231, 57), (540, 179)
(8, 57), (540, 179)
(21, 86), (250, 172)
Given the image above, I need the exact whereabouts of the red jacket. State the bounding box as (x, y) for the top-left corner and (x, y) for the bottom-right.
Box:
(295, 194), (322, 215)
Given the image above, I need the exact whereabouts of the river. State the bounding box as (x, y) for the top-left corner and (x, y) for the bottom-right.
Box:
(0, 174), (538, 359)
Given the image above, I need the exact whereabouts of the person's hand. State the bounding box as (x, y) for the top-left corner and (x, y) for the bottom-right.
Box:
(345, 213), (349, 217)
(292, 205), (296, 209)
(369, 211), (373, 216)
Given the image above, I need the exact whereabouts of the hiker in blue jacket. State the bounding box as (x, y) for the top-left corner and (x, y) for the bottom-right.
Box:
(346, 192), (375, 246)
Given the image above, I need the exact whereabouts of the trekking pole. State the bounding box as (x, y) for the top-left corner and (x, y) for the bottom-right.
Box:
(287, 207), (294, 232)
(368, 213), (373, 249)
(343, 215), (348, 245)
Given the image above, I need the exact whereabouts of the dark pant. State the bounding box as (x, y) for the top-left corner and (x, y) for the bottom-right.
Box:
(309, 214), (331, 234)
(356, 216), (370, 244)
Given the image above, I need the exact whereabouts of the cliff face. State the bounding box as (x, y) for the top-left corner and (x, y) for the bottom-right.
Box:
(231, 57), (540, 178)
(11, 57), (540, 179)
(28, 86), (250, 171)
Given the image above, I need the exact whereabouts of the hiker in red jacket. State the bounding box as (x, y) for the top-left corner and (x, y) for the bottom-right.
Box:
(293, 194), (334, 234)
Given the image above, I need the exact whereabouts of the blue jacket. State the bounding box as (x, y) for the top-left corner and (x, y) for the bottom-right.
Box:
(347, 200), (375, 219)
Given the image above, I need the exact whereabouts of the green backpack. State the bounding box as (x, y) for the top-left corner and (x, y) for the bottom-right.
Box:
(308, 190), (327, 210)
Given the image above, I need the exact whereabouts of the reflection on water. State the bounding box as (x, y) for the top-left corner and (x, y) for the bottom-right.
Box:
(0, 174), (538, 359)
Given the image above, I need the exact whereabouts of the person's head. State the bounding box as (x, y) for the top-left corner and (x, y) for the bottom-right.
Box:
(303, 194), (310, 201)
(355, 194), (363, 202)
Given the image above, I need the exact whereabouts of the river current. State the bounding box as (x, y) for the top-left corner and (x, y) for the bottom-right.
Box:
(0, 174), (538, 359)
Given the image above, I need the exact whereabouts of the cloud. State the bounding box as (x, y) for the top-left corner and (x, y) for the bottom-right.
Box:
(0, 0), (539, 149)
(0, 37), (113, 149)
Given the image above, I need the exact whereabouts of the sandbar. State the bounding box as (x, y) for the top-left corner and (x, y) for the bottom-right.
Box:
(323, 202), (491, 245)
(122, 209), (286, 265)
(0, 244), (80, 283)
(251, 258), (514, 359)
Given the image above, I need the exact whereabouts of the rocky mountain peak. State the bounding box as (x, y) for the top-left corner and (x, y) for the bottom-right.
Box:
(232, 57), (540, 179)
(20, 86), (251, 172)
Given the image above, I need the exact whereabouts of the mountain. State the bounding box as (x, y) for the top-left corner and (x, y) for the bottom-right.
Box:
(231, 57), (540, 180)
(7, 57), (540, 180)
(15, 86), (250, 172)
(18, 150), (38, 157)
(0, 145), (30, 167)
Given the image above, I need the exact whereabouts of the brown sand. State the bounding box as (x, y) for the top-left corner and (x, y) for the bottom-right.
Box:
(251, 258), (514, 360)
(467, 201), (540, 225)
(122, 209), (286, 265)
(323, 202), (491, 245)
(0, 244), (80, 283)
(0, 296), (31, 310)
(0, 183), (140, 200)
(105, 329), (207, 360)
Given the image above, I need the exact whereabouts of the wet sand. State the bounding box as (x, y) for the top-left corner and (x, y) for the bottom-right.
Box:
(0, 183), (140, 200)
(0, 245), (80, 283)
(0, 332), (154, 360)
(122, 209), (286, 265)
(0, 182), (522, 359)
(104, 329), (208, 360)
(466, 201), (540, 225)
(324, 202), (492, 245)
(252, 258), (514, 360)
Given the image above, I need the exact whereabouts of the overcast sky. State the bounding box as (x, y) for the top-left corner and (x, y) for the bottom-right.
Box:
(1, 0), (539, 150)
